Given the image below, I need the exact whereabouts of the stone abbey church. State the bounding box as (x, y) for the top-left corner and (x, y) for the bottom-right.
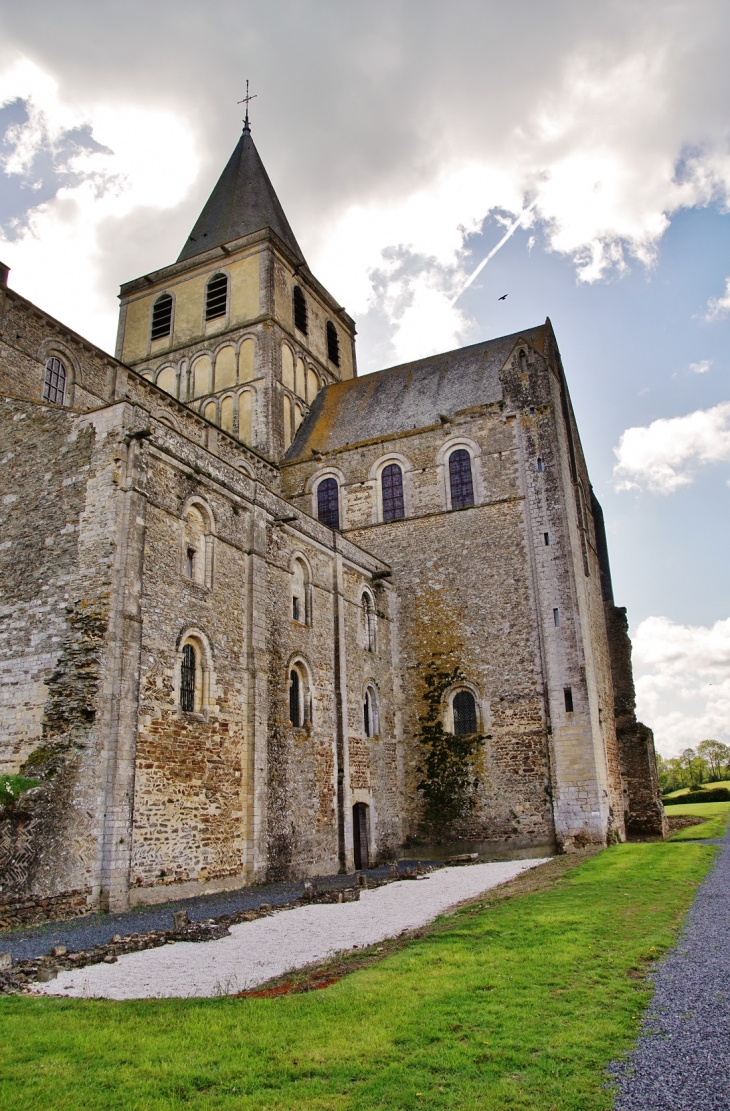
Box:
(0, 118), (664, 923)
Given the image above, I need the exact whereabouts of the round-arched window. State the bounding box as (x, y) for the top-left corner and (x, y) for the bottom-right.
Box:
(42, 357), (67, 405)
(180, 643), (196, 712)
(381, 463), (405, 521)
(317, 477), (340, 530)
(452, 690), (477, 736)
(449, 449), (475, 509)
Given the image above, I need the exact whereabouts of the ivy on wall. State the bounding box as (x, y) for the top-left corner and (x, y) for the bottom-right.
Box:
(416, 661), (486, 836)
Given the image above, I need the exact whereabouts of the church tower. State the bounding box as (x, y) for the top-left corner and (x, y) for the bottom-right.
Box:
(115, 116), (357, 460)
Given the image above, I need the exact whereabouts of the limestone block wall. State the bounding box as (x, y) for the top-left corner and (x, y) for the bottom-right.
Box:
(282, 405), (556, 850)
(498, 337), (625, 846)
(0, 398), (147, 918)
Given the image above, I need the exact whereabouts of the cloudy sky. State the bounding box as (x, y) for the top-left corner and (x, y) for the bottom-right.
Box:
(2, 0), (730, 757)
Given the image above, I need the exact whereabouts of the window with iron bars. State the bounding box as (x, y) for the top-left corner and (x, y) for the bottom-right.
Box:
(180, 643), (196, 712)
(452, 690), (477, 735)
(42, 357), (67, 405)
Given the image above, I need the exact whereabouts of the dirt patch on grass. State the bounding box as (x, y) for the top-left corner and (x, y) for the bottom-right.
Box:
(666, 816), (705, 832)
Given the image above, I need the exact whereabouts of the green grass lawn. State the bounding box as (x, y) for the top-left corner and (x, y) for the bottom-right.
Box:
(0, 842), (715, 1111)
(665, 799), (730, 841)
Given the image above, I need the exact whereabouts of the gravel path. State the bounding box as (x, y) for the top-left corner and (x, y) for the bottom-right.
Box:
(1, 864), (402, 961)
(38, 858), (547, 999)
(613, 831), (730, 1111)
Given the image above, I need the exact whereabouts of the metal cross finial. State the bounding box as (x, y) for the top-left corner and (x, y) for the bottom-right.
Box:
(237, 80), (257, 128)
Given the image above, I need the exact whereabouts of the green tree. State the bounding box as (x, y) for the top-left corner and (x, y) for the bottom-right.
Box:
(697, 739), (730, 781)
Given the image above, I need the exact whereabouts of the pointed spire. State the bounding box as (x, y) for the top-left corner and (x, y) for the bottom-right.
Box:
(178, 122), (304, 264)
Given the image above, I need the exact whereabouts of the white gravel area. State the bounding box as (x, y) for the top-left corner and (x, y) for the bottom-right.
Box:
(40, 858), (549, 1000)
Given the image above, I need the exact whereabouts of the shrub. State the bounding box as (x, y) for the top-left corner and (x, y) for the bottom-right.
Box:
(664, 787), (730, 805)
(0, 775), (40, 808)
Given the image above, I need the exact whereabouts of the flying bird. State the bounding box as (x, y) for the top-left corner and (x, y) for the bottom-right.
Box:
(498, 294), (508, 301)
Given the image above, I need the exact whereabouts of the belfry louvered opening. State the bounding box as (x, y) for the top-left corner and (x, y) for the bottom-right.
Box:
(293, 286), (308, 334)
(206, 273), (228, 321)
(326, 320), (340, 366)
(151, 294), (173, 340)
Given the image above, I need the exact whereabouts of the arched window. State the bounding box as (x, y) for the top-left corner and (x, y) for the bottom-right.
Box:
(452, 690), (477, 736)
(381, 463), (405, 521)
(449, 449), (475, 509)
(42, 356), (67, 405)
(180, 644), (196, 712)
(182, 503), (213, 587)
(289, 668), (301, 726)
(288, 663), (310, 728)
(363, 685), (379, 738)
(206, 273), (228, 321)
(291, 558), (309, 625)
(519, 348), (528, 374)
(326, 321), (340, 366)
(151, 293), (173, 340)
(293, 286), (308, 334)
(317, 478), (340, 530)
(362, 592), (377, 653)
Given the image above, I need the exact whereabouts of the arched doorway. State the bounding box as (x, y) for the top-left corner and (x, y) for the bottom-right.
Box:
(352, 802), (370, 870)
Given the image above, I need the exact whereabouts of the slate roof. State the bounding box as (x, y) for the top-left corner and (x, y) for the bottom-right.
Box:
(286, 325), (547, 460)
(178, 122), (304, 263)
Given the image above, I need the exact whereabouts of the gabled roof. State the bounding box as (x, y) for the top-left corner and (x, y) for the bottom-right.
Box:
(285, 325), (548, 461)
(178, 122), (304, 263)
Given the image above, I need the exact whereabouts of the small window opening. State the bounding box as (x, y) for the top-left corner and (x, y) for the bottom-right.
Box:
(529, 406), (535, 415)
(293, 286), (308, 334)
(42, 356), (67, 405)
(317, 477), (340, 530)
(289, 668), (302, 727)
(381, 463), (405, 521)
(449, 449), (475, 508)
(519, 349), (528, 374)
(544, 532), (550, 546)
(205, 273), (228, 321)
(353, 802), (369, 870)
(363, 594), (377, 653)
(151, 294), (173, 340)
(537, 457), (544, 472)
(186, 547), (196, 578)
(564, 687), (574, 713)
(452, 690), (477, 736)
(326, 321), (340, 366)
(363, 691), (371, 737)
(292, 596), (301, 622)
(180, 644), (196, 712)
(553, 608), (560, 626)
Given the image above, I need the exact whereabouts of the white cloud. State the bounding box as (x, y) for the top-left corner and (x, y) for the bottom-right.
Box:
(689, 359), (712, 374)
(705, 277), (730, 321)
(2, 5), (730, 361)
(0, 57), (198, 348)
(613, 402), (730, 493)
(634, 615), (730, 757)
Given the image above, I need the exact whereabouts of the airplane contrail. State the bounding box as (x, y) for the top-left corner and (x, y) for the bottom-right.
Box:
(450, 199), (538, 307)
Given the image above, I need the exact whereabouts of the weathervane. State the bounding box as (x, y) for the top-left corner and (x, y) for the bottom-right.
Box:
(238, 80), (257, 129)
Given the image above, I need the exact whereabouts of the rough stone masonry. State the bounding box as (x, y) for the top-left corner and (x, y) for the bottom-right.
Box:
(0, 123), (665, 927)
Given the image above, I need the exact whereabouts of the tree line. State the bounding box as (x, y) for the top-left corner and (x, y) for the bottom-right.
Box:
(657, 740), (730, 794)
